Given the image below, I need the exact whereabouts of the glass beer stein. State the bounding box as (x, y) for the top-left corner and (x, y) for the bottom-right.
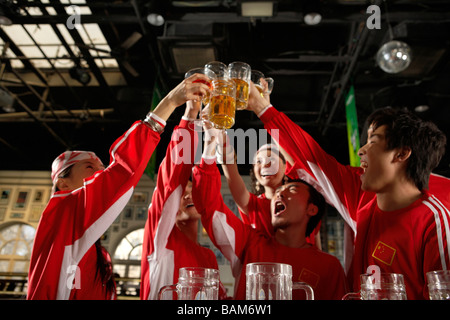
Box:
(158, 267), (220, 300)
(228, 61), (251, 110)
(205, 61), (228, 79)
(246, 262), (314, 300)
(427, 270), (450, 300)
(342, 273), (407, 300)
(251, 70), (274, 97)
(184, 67), (216, 131)
(208, 78), (236, 130)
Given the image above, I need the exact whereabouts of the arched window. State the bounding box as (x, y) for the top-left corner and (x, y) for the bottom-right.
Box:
(113, 228), (144, 279)
(0, 223), (36, 273)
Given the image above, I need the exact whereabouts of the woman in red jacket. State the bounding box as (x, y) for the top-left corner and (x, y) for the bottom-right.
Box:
(27, 74), (212, 300)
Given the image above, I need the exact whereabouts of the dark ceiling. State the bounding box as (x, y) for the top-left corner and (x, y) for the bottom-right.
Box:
(0, 0), (450, 178)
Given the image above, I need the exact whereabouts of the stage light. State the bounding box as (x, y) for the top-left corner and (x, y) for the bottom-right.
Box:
(69, 66), (91, 85)
(303, 0), (322, 25)
(147, 13), (164, 26)
(376, 40), (412, 74)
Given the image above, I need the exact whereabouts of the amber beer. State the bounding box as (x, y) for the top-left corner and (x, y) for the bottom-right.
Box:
(251, 70), (274, 98)
(255, 83), (265, 97)
(208, 79), (236, 129)
(228, 62), (251, 110)
(232, 78), (249, 110)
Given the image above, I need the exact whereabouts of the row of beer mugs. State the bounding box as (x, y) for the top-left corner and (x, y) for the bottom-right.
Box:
(342, 269), (450, 300)
(158, 264), (450, 300)
(158, 263), (313, 300)
(185, 61), (274, 130)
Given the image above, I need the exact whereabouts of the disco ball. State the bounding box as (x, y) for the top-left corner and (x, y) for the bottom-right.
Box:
(376, 40), (412, 74)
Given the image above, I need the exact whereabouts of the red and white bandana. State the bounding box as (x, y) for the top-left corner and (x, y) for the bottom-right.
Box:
(51, 151), (103, 186)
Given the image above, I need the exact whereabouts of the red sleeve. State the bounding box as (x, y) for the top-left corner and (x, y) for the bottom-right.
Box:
(240, 193), (273, 237)
(71, 121), (161, 237)
(140, 119), (197, 299)
(260, 106), (374, 230)
(192, 158), (251, 277)
(28, 121), (161, 300)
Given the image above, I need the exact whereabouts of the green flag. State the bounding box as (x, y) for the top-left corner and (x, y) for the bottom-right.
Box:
(144, 79), (164, 180)
(345, 85), (361, 167)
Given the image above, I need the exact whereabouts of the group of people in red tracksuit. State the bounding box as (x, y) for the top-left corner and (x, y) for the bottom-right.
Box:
(27, 72), (449, 300)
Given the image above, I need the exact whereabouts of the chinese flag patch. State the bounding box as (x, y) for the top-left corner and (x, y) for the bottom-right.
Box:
(372, 241), (396, 266)
(298, 268), (320, 288)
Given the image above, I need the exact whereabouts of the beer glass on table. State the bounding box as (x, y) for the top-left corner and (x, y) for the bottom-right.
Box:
(342, 273), (407, 300)
(427, 270), (450, 300)
(158, 267), (220, 300)
(228, 61), (251, 110)
(246, 262), (314, 300)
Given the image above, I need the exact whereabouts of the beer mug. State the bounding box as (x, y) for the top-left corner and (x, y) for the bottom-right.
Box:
(228, 61), (251, 110)
(427, 270), (450, 300)
(251, 70), (274, 97)
(246, 262), (314, 300)
(184, 67), (215, 132)
(205, 61), (228, 79)
(208, 78), (236, 130)
(342, 273), (407, 300)
(184, 67), (216, 131)
(158, 267), (220, 300)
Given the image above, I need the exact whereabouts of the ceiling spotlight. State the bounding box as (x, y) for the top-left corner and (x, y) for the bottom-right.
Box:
(69, 66), (91, 85)
(0, 88), (15, 112)
(376, 40), (412, 74)
(303, 0), (322, 25)
(0, 8), (12, 26)
(304, 12), (322, 25)
(147, 13), (164, 27)
(415, 105), (429, 113)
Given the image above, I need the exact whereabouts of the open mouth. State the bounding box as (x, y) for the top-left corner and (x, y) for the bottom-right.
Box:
(360, 161), (368, 172)
(273, 200), (286, 216)
(260, 168), (277, 177)
(185, 203), (195, 209)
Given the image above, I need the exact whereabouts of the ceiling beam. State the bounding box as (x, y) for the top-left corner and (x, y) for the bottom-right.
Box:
(47, 1), (113, 95)
(321, 22), (370, 136)
(0, 85), (70, 148)
(0, 28), (49, 86)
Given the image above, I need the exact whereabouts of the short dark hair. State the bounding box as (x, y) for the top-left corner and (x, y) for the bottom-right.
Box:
(284, 178), (326, 237)
(366, 107), (446, 190)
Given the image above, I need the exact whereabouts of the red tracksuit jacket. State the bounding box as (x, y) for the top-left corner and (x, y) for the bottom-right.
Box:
(27, 120), (161, 300)
(259, 105), (450, 300)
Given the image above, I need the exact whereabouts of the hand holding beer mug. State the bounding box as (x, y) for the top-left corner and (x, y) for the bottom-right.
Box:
(246, 262), (314, 300)
(342, 273), (407, 300)
(184, 67), (215, 131)
(228, 61), (251, 110)
(158, 267), (220, 300)
(427, 270), (450, 300)
(251, 70), (274, 100)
